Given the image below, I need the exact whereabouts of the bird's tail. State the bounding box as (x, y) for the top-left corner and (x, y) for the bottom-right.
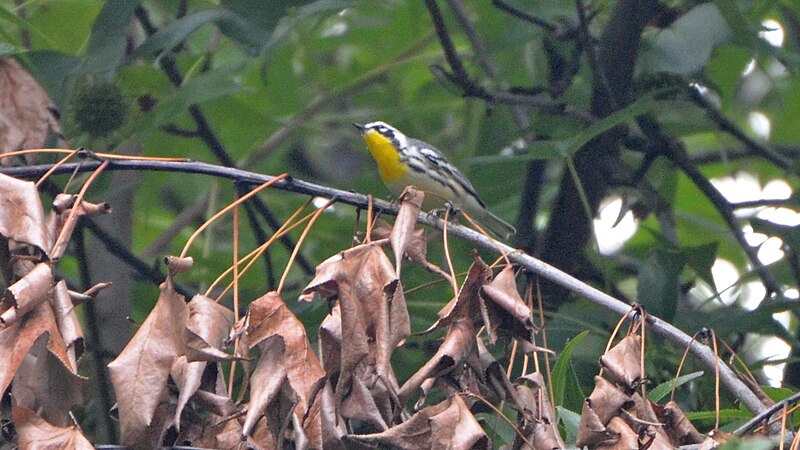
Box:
(476, 209), (516, 240)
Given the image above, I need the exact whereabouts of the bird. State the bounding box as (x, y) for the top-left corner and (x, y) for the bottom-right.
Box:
(354, 121), (516, 239)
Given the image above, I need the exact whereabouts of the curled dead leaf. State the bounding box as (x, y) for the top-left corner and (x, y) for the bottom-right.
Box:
(575, 376), (633, 448)
(0, 58), (62, 165)
(0, 297), (69, 396)
(390, 187), (424, 273)
(108, 281), (187, 446)
(242, 335), (289, 439)
(599, 334), (642, 389)
(515, 376), (564, 450)
(655, 400), (704, 445)
(399, 319), (475, 403)
(48, 199), (113, 262)
(1, 262), (52, 326)
(183, 294), (235, 362)
(51, 281), (83, 369)
(348, 395), (489, 450)
(301, 244), (409, 408)
(241, 292), (324, 415)
(479, 265), (537, 344)
(11, 333), (84, 428)
(12, 403), (93, 450)
(0, 174), (51, 258)
(427, 255), (492, 332)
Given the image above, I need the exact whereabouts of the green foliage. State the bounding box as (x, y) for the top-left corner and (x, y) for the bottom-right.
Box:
(551, 330), (589, 411)
(2, 0), (800, 446)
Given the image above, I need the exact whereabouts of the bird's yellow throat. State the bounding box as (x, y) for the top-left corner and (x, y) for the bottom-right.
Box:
(362, 129), (407, 183)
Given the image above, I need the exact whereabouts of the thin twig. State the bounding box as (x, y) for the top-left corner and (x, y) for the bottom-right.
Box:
(688, 84), (794, 172)
(734, 390), (800, 436)
(492, 0), (558, 32)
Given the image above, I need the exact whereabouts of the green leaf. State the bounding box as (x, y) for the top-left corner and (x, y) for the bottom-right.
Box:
(647, 371), (704, 402)
(706, 45), (752, 104)
(556, 406), (581, 447)
(718, 437), (777, 450)
(0, 42), (27, 56)
(75, 0), (137, 75)
(684, 408), (752, 421)
(0, 4), (56, 48)
(469, 95), (662, 166)
(637, 249), (687, 322)
(262, 0), (360, 54)
(640, 3), (733, 75)
(260, 0), (360, 82)
(551, 330), (589, 408)
(25, 50), (81, 110)
(683, 242), (719, 289)
(136, 8), (264, 60)
(475, 411), (516, 446)
(560, 97), (662, 157)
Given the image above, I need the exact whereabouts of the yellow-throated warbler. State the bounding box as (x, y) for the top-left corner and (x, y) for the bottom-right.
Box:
(354, 121), (516, 239)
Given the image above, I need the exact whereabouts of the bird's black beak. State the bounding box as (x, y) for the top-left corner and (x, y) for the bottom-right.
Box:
(353, 123), (366, 134)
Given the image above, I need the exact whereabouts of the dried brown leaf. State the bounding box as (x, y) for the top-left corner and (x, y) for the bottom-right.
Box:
(599, 334), (642, 389)
(369, 217), (393, 241)
(347, 399), (452, 449)
(576, 398), (616, 448)
(108, 281), (187, 446)
(317, 379), (347, 450)
(0, 298), (66, 396)
(390, 187), (424, 273)
(348, 396), (488, 450)
(594, 416), (634, 450)
(242, 292), (324, 415)
(398, 319), (475, 403)
(655, 400), (704, 445)
(50, 281), (83, 370)
(12, 403), (93, 450)
(428, 254), (491, 332)
(179, 413), (277, 450)
(340, 376), (389, 432)
(242, 335), (289, 438)
(0, 174), (50, 257)
(192, 387), (235, 418)
(627, 393), (674, 449)
(575, 376), (633, 448)
(1, 262), (52, 326)
(12, 333), (84, 427)
(471, 336), (522, 405)
(0, 58), (62, 165)
(430, 395), (490, 450)
(479, 265), (537, 344)
(587, 376), (633, 425)
(183, 294), (235, 362)
(319, 304), (342, 377)
(171, 355), (207, 430)
(514, 373), (565, 450)
(302, 244), (409, 402)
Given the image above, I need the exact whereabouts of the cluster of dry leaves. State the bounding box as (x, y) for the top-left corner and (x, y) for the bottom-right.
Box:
(1, 176), (724, 449)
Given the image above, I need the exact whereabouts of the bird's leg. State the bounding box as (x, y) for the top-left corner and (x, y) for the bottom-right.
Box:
(427, 202), (461, 223)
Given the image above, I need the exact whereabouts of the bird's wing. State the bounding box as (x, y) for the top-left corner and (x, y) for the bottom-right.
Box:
(407, 138), (487, 208)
